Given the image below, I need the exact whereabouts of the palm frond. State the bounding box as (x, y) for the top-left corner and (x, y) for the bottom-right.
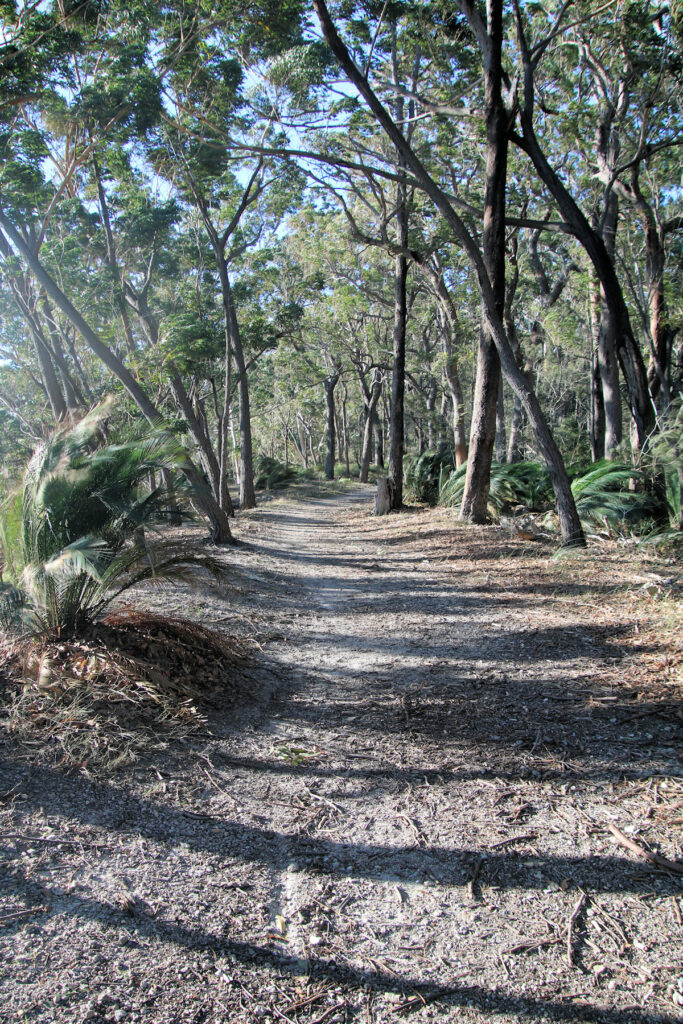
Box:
(1, 401), (226, 638)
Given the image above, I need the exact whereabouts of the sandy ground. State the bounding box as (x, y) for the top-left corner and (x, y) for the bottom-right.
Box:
(1, 486), (682, 1024)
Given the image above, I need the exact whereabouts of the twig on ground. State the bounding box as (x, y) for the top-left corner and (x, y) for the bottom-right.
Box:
(607, 823), (683, 875)
(566, 891), (587, 967)
(398, 813), (426, 845)
(2, 832), (87, 848)
(200, 764), (239, 808)
(0, 905), (47, 925)
(283, 992), (325, 1013)
(490, 833), (537, 849)
(506, 932), (563, 954)
(272, 1005), (297, 1024)
(305, 787), (345, 813)
(310, 1002), (347, 1024)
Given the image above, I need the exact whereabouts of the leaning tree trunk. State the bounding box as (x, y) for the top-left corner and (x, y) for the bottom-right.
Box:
(314, 0), (585, 545)
(0, 213), (234, 543)
(595, 194), (622, 458)
(124, 286), (235, 519)
(514, 45), (653, 449)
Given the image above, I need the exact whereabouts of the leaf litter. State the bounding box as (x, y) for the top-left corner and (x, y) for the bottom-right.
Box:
(0, 486), (681, 1023)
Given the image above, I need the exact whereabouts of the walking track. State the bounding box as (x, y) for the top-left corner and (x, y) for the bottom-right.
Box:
(2, 488), (682, 1023)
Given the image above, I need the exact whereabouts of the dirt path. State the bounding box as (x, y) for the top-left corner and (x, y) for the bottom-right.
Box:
(1, 488), (682, 1024)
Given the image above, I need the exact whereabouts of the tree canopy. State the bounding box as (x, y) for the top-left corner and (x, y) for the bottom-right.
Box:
(0, 0), (681, 539)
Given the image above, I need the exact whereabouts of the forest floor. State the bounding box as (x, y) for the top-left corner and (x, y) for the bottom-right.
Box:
(1, 485), (682, 1024)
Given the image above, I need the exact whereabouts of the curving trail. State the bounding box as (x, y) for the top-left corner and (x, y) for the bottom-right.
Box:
(1, 487), (681, 1024)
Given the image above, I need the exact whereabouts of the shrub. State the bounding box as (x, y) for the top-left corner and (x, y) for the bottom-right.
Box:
(404, 447), (455, 504)
(0, 402), (224, 638)
(570, 460), (664, 530)
(437, 460), (552, 516)
(254, 455), (300, 490)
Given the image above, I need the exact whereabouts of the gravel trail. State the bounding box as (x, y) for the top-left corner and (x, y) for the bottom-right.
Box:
(1, 487), (682, 1024)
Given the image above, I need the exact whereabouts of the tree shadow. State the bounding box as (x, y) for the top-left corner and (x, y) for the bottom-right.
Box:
(2, 830), (680, 1024)
(2, 760), (682, 898)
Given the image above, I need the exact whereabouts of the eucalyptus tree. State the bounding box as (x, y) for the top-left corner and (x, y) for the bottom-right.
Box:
(0, 0), (239, 540)
(313, 0), (586, 544)
(510, 0), (679, 452)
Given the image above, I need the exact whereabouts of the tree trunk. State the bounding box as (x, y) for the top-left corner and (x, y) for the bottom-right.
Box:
(495, 381), (506, 463)
(596, 193), (622, 458)
(360, 372), (382, 482)
(341, 383), (350, 475)
(314, 0), (585, 545)
(460, 0), (506, 523)
(590, 348), (606, 462)
(219, 268), (256, 510)
(514, 39), (653, 449)
(323, 372), (340, 479)
(445, 354), (468, 466)
(374, 408), (384, 467)
(0, 214), (234, 543)
(388, 244), (408, 508)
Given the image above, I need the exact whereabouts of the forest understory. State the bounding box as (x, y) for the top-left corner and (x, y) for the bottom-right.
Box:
(1, 486), (682, 1024)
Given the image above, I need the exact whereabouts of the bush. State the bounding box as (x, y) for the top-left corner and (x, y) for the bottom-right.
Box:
(0, 402), (224, 638)
(437, 460), (552, 516)
(254, 455), (300, 490)
(404, 447), (455, 504)
(570, 460), (664, 530)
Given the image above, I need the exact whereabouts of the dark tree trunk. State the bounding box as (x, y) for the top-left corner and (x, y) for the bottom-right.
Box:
(324, 372), (340, 479)
(360, 372), (382, 482)
(596, 194), (622, 457)
(374, 409), (384, 467)
(460, 0), (506, 522)
(591, 348), (606, 462)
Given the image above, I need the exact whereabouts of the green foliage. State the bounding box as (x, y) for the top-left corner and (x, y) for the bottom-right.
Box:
(437, 462), (468, 509)
(254, 455), (300, 490)
(404, 447), (455, 504)
(0, 402), (225, 637)
(437, 460), (552, 517)
(569, 461), (664, 531)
